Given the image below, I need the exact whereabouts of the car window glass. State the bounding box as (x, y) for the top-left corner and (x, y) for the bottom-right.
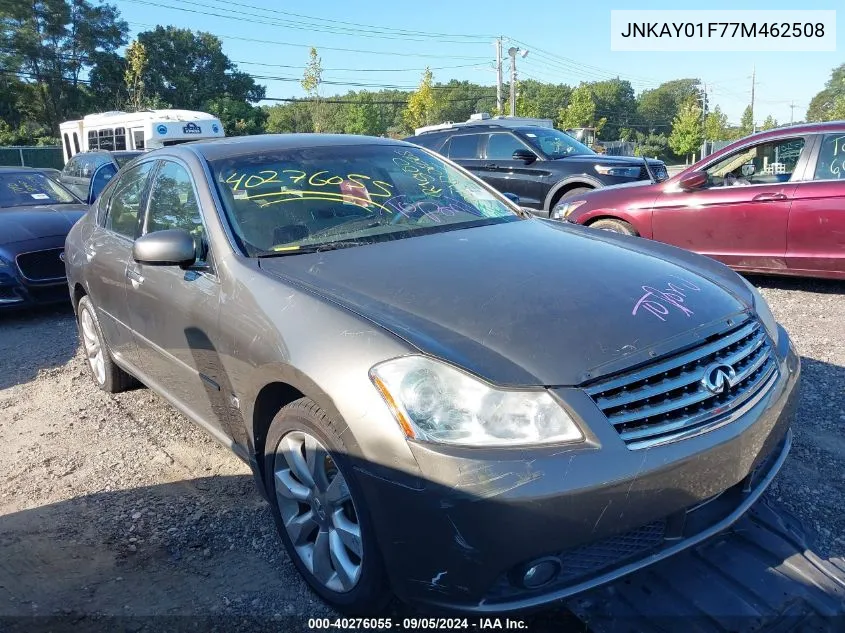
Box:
(486, 133), (529, 160)
(448, 134), (482, 159)
(705, 138), (805, 187)
(812, 134), (845, 181)
(63, 157), (79, 178)
(105, 161), (155, 239)
(79, 156), (97, 178)
(145, 161), (207, 261)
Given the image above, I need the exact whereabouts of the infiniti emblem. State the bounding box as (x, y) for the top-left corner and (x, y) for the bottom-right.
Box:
(58, 251), (65, 263)
(702, 363), (738, 395)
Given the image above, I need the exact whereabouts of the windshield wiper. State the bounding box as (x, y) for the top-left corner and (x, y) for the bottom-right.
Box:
(257, 240), (370, 258)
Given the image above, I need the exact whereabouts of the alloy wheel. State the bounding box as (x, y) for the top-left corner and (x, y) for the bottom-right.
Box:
(79, 307), (105, 385)
(274, 430), (363, 593)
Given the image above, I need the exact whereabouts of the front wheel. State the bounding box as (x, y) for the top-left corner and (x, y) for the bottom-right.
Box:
(264, 398), (390, 614)
(589, 218), (638, 236)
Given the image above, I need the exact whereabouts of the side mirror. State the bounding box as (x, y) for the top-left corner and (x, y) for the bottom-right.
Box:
(132, 229), (197, 268)
(502, 192), (520, 204)
(87, 163), (118, 204)
(512, 149), (537, 164)
(678, 171), (707, 191)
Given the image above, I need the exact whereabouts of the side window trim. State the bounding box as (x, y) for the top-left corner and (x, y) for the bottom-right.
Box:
(483, 132), (533, 160)
(141, 157), (216, 275)
(699, 136), (809, 189)
(103, 159), (159, 241)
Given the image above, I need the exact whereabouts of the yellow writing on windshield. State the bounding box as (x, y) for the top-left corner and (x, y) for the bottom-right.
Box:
(223, 170), (395, 198)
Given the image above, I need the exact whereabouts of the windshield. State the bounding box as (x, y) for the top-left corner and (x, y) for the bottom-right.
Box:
(209, 144), (520, 256)
(0, 172), (78, 208)
(518, 127), (594, 159)
(114, 152), (142, 167)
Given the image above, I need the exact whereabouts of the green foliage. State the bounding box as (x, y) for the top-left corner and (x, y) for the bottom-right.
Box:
(403, 68), (438, 133)
(137, 26), (264, 111)
(124, 40), (148, 112)
(301, 47), (326, 132)
(0, 120), (58, 146)
(344, 93), (381, 136)
(761, 115), (778, 131)
(668, 99), (703, 161)
(632, 132), (670, 161)
(704, 105), (728, 140)
(740, 106), (754, 136)
(204, 96), (266, 136)
(516, 80), (571, 120)
(637, 79), (700, 134)
(806, 63), (845, 122)
(558, 84), (606, 133)
(590, 78), (637, 140)
(0, 0), (128, 130)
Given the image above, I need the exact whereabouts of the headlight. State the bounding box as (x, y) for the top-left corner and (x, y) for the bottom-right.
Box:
(0, 256), (11, 270)
(370, 356), (584, 447)
(739, 276), (778, 344)
(552, 199), (587, 220)
(594, 165), (641, 178)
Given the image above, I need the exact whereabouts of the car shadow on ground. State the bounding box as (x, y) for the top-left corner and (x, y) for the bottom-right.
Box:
(0, 303), (77, 391)
(743, 273), (845, 294)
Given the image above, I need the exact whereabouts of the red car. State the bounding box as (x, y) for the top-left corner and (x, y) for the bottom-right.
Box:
(560, 122), (845, 280)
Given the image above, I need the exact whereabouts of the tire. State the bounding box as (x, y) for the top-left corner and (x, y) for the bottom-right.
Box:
(76, 295), (136, 393)
(588, 218), (638, 236)
(557, 186), (592, 201)
(264, 398), (391, 614)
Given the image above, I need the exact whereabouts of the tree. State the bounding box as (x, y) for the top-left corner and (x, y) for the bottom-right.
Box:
(761, 115), (778, 131)
(124, 40), (148, 112)
(668, 99), (703, 163)
(807, 63), (845, 122)
(739, 105), (754, 136)
(264, 102), (313, 134)
(88, 52), (128, 111)
(0, 0), (128, 130)
(403, 68), (438, 133)
(830, 96), (845, 120)
(704, 105), (728, 140)
(558, 84), (606, 134)
(633, 131), (670, 161)
(204, 96), (266, 136)
(516, 80), (571, 120)
(637, 79), (701, 134)
(301, 47), (324, 132)
(344, 93), (381, 136)
(590, 78), (637, 140)
(137, 26), (264, 110)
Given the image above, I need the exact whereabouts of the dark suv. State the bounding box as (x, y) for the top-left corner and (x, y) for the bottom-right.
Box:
(60, 150), (143, 199)
(405, 119), (668, 216)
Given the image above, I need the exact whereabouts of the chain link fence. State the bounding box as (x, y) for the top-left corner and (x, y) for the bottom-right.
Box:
(0, 146), (64, 170)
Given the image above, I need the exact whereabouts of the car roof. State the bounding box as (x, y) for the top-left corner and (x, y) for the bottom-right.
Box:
(408, 123), (551, 140)
(179, 133), (409, 161)
(0, 166), (53, 174)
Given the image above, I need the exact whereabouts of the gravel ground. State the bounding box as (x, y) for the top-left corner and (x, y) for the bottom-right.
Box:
(0, 275), (843, 632)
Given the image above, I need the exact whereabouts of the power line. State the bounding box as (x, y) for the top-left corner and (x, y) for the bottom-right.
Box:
(117, 0), (492, 44)
(126, 21), (491, 60)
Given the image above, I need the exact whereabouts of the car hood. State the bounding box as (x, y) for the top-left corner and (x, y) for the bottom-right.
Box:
(258, 220), (752, 387)
(556, 154), (663, 167)
(0, 204), (87, 245)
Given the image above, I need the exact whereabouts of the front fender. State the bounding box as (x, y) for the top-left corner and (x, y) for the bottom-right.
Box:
(544, 175), (604, 211)
(574, 207), (654, 239)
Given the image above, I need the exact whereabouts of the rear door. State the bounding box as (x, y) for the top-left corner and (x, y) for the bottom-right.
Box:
(651, 136), (809, 272)
(481, 132), (550, 210)
(84, 160), (157, 363)
(442, 132), (486, 179)
(785, 133), (845, 276)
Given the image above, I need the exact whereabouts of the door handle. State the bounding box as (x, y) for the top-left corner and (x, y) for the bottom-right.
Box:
(126, 268), (144, 286)
(752, 192), (788, 202)
(484, 163), (498, 169)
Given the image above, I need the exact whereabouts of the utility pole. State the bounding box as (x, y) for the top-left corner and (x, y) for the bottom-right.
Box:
(789, 101), (796, 124)
(494, 37), (503, 114)
(750, 64), (756, 132)
(699, 83), (709, 159)
(507, 46), (528, 117)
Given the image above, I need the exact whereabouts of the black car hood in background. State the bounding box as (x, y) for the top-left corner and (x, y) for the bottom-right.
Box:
(554, 154), (663, 167)
(260, 220), (750, 386)
(0, 204), (87, 245)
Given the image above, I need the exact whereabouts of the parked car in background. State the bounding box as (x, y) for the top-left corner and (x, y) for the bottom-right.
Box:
(0, 167), (86, 308)
(66, 134), (799, 614)
(59, 150), (142, 199)
(561, 122), (845, 280)
(404, 113), (668, 216)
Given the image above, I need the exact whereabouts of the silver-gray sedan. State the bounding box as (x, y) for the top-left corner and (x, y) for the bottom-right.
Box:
(64, 134), (800, 614)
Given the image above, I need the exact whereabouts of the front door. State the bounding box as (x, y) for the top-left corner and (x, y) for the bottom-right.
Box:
(125, 159), (230, 436)
(85, 160), (156, 363)
(786, 133), (845, 276)
(481, 132), (549, 211)
(442, 132), (487, 180)
(651, 136), (808, 272)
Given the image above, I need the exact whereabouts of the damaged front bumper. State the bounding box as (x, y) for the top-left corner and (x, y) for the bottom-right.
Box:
(356, 326), (800, 613)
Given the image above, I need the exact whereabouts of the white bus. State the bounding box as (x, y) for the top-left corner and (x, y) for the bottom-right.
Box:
(59, 109), (225, 164)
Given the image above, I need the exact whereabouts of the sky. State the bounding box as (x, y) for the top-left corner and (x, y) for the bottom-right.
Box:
(110, 0), (844, 126)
